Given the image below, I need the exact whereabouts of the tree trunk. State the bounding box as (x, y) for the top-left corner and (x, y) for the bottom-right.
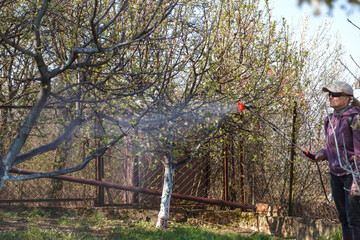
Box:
(0, 82), (51, 190)
(288, 101), (298, 216)
(156, 160), (175, 228)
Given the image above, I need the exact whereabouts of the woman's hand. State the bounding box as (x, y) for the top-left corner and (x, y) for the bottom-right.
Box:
(351, 182), (359, 197)
(313, 152), (325, 163)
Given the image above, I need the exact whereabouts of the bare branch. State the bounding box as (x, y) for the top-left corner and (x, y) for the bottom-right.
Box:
(33, 0), (49, 50)
(90, 0), (103, 52)
(338, 59), (358, 81)
(12, 117), (87, 166)
(49, 50), (78, 78)
(350, 55), (360, 69)
(347, 18), (360, 31)
(2, 82), (51, 169)
(7, 105), (153, 181)
(0, 31), (35, 57)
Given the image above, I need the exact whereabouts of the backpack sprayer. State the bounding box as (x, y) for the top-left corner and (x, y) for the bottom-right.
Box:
(237, 103), (315, 160)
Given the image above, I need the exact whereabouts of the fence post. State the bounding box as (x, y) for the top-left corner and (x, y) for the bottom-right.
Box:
(240, 143), (245, 203)
(223, 138), (228, 202)
(95, 117), (105, 206)
(133, 127), (139, 203)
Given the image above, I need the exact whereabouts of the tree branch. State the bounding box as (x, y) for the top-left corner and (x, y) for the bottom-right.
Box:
(0, 31), (35, 57)
(90, 0), (103, 52)
(12, 117), (86, 166)
(6, 103), (154, 181)
(2, 82), (51, 169)
(348, 18), (360, 31)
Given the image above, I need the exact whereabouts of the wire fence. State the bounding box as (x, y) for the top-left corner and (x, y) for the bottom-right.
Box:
(0, 132), (338, 221)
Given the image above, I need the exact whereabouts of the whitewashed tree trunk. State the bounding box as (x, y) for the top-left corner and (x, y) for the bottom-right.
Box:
(156, 160), (175, 228)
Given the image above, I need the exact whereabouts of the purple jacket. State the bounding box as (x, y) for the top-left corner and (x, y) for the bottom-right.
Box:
(321, 107), (360, 181)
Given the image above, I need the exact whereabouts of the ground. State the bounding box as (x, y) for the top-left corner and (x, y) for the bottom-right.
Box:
(0, 205), (293, 239)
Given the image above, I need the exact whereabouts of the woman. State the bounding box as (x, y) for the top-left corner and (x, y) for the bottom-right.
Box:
(315, 81), (360, 240)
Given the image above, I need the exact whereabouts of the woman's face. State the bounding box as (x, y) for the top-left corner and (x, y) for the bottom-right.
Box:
(329, 92), (351, 110)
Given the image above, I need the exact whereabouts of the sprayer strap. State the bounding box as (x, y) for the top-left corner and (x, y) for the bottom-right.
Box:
(325, 113), (355, 133)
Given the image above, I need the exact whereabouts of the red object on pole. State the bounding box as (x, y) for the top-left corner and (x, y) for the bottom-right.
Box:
(237, 103), (245, 112)
(9, 168), (256, 210)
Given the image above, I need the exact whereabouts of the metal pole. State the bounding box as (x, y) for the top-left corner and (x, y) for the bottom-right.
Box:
(288, 101), (297, 216)
(95, 118), (104, 206)
(10, 168), (257, 210)
(240, 144), (245, 203)
(223, 138), (228, 202)
(133, 127), (139, 203)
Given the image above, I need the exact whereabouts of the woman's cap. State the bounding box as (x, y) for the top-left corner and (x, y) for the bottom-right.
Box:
(322, 81), (353, 96)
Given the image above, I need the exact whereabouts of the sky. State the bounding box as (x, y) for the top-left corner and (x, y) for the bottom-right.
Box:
(265, 0), (360, 95)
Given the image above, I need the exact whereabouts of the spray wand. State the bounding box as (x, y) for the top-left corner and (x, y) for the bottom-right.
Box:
(237, 103), (332, 201)
(237, 103), (315, 160)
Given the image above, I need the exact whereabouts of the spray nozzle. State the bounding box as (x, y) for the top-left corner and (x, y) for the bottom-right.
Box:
(237, 103), (245, 112)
